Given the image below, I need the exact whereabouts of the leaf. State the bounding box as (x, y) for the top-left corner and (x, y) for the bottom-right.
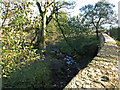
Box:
(30, 2), (34, 5)
(3, 75), (7, 77)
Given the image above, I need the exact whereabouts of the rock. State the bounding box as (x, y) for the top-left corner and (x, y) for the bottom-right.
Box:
(53, 84), (57, 87)
(96, 69), (101, 72)
(101, 82), (114, 88)
(75, 81), (80, 86)
(87, 68), (93, 72)
(101, 76), (109, 82)
(85, 84), (90, 88)
(97, 72), (102, 76)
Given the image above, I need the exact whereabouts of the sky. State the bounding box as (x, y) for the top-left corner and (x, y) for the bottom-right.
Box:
(30, 0), (120, 15)
(0, 0), (120, 26)
(44, 0), (120, 27)
(67, 0), (120, 16)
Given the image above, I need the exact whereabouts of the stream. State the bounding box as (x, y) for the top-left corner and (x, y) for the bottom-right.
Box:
(64, 56), (74, 65)
(47, 46), (83, 88)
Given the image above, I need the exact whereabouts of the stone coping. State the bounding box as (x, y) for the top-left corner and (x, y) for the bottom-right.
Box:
(64, 33), (119, 89)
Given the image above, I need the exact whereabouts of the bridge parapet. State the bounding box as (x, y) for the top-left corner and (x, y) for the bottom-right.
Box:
(64, 33), (119, 88)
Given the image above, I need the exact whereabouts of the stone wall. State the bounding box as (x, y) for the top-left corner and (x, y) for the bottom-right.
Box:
(64, 33), (119, 89)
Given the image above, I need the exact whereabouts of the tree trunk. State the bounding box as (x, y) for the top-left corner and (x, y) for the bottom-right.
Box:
(42, 14), (47, 49)
(35, 15), (47, 50)
(96, 28), (99, 40)
(35, 29), (42, 49)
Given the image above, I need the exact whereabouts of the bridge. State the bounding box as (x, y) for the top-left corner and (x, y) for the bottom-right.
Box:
(64, 33), (119, 88)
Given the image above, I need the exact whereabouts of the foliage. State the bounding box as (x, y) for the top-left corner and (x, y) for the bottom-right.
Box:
(67, 15), (92, 36)
(79, 1), (117, 38)
(1, 0), (106, 88)
(2, 61), (52, 88)
(57, 34), (99, 58)
(2, 49), (40, 77)
(109, 27), (120, 40)
(116, 40), (120, 46)
(1, 0), (52, 88)
(1, 0), (39, 77)
(46, 19), (60, 41)
(108, 27), (120, 46)
(35, 0), (75, 49)
(54, 12), (99, 58)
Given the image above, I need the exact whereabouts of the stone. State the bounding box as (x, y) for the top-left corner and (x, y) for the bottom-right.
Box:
(111, 67), (117, 70)
(101, 76), (109, 82)
(85, 84), (90, 88)
(96, 69), (101, 72)
(64, 33), (118, 89)
(75, 81), (80, 86)
(96, 72), (102, 76)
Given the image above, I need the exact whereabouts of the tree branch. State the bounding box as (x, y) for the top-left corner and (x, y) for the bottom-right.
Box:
(36, 1), (43, 16)
(1, 0), (11, 27)
(53, 15), (80, 54)
(46, 5), (62, 25)
(46, 1), (54, 8)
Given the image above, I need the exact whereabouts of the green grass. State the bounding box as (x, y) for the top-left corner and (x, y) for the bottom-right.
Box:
(2, 61), (52, 88)
(56, 35), (99, 57)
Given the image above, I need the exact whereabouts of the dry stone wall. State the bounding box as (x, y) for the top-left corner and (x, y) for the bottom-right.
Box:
(64, 33), (119, 89)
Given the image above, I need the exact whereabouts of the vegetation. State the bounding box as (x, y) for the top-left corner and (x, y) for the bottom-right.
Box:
(79, 1), (117, 39)
(0, 0), (117, 89)
(108, 27), (120, 46)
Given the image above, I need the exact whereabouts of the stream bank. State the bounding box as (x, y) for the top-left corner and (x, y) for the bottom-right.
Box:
(46, 45), (98, 89)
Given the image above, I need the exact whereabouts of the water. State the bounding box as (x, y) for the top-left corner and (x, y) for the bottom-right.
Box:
(64, 56), (75, 65)
(64, 56), (82, 71)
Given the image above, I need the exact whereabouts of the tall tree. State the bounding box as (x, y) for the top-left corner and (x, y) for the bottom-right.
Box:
(79, 1), (117, 39)
(35, 0), (75, 51)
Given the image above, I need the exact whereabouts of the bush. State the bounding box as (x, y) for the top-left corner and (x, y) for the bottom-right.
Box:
(2, 61), (52, 88)
(2, 27), (52, 88)
(56, 34), (99, 58)
(1, 14), (52, 88)
(109, 27), (120, 40)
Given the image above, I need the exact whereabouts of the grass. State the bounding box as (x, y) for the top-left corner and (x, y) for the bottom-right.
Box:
(55, 34), (99, 61)
(2, 60), (52, 88)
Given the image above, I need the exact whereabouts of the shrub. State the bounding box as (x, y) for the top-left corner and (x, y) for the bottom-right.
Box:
(109, 27), (120, 40)
(2, 61), (52, 88)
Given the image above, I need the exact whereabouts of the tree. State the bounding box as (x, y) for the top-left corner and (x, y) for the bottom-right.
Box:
(79, 1), (117, 39)
(1, 0), (42, 78)
(0, 0), (33, 29)
(67, 15), (91, 37)
(35, 0), (75, 51)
